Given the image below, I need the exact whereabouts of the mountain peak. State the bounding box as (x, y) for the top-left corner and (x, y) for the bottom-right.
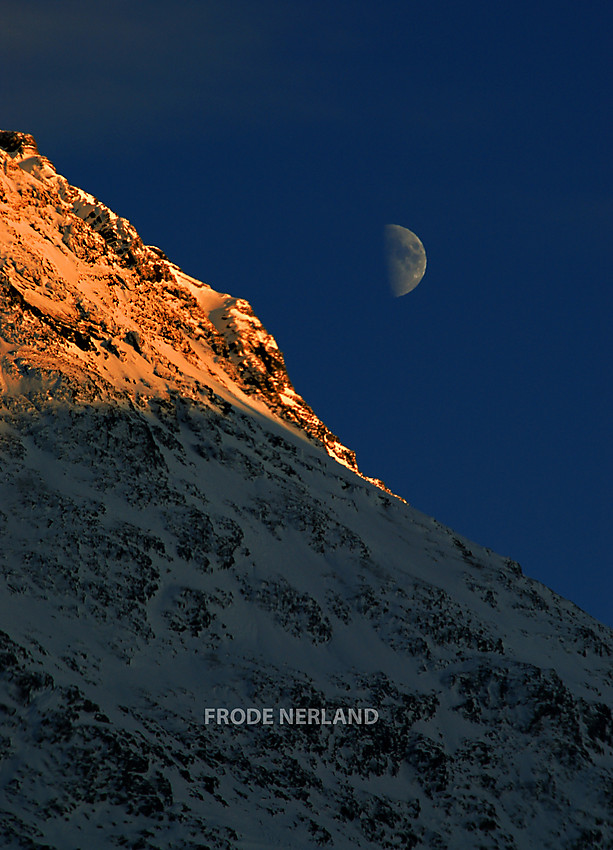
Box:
(1, 131), (612, 849)
(0, 129), (384, 484)
(0, 129), (40, 157)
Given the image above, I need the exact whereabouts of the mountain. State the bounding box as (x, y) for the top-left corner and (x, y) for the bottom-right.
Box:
(0, 130), (612, 850)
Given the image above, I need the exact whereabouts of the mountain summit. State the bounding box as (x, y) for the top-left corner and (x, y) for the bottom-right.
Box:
(0, 129), (364, 477)
(1, 132), (612, 849)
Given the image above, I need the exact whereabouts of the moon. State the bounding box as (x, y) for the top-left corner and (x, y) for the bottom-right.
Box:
(385, 224), (427, 297)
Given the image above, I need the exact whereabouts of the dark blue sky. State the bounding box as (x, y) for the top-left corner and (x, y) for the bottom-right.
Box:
(3, 1), (611, 626)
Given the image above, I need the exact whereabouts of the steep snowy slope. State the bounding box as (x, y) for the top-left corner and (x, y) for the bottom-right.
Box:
(0, 131), (612, 850)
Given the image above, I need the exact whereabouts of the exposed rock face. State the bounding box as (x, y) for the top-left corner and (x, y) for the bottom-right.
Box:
(0, 129), (359, 473)
(0, 132), (612, 850)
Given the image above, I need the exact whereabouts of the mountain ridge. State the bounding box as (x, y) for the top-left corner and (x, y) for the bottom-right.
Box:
(0, 131), (612, 849)
(0, 129), (379, 483)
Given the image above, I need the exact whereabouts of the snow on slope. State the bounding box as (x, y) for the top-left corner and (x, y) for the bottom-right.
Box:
(0, 131), (612, 849)
(0, 130), (360, 475)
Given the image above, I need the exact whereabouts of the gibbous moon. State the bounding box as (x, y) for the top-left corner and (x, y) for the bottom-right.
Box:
(385, 224), (427, 297)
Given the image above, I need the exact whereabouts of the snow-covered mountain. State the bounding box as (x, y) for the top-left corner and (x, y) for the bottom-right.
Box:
(0, 130), (612, 850)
